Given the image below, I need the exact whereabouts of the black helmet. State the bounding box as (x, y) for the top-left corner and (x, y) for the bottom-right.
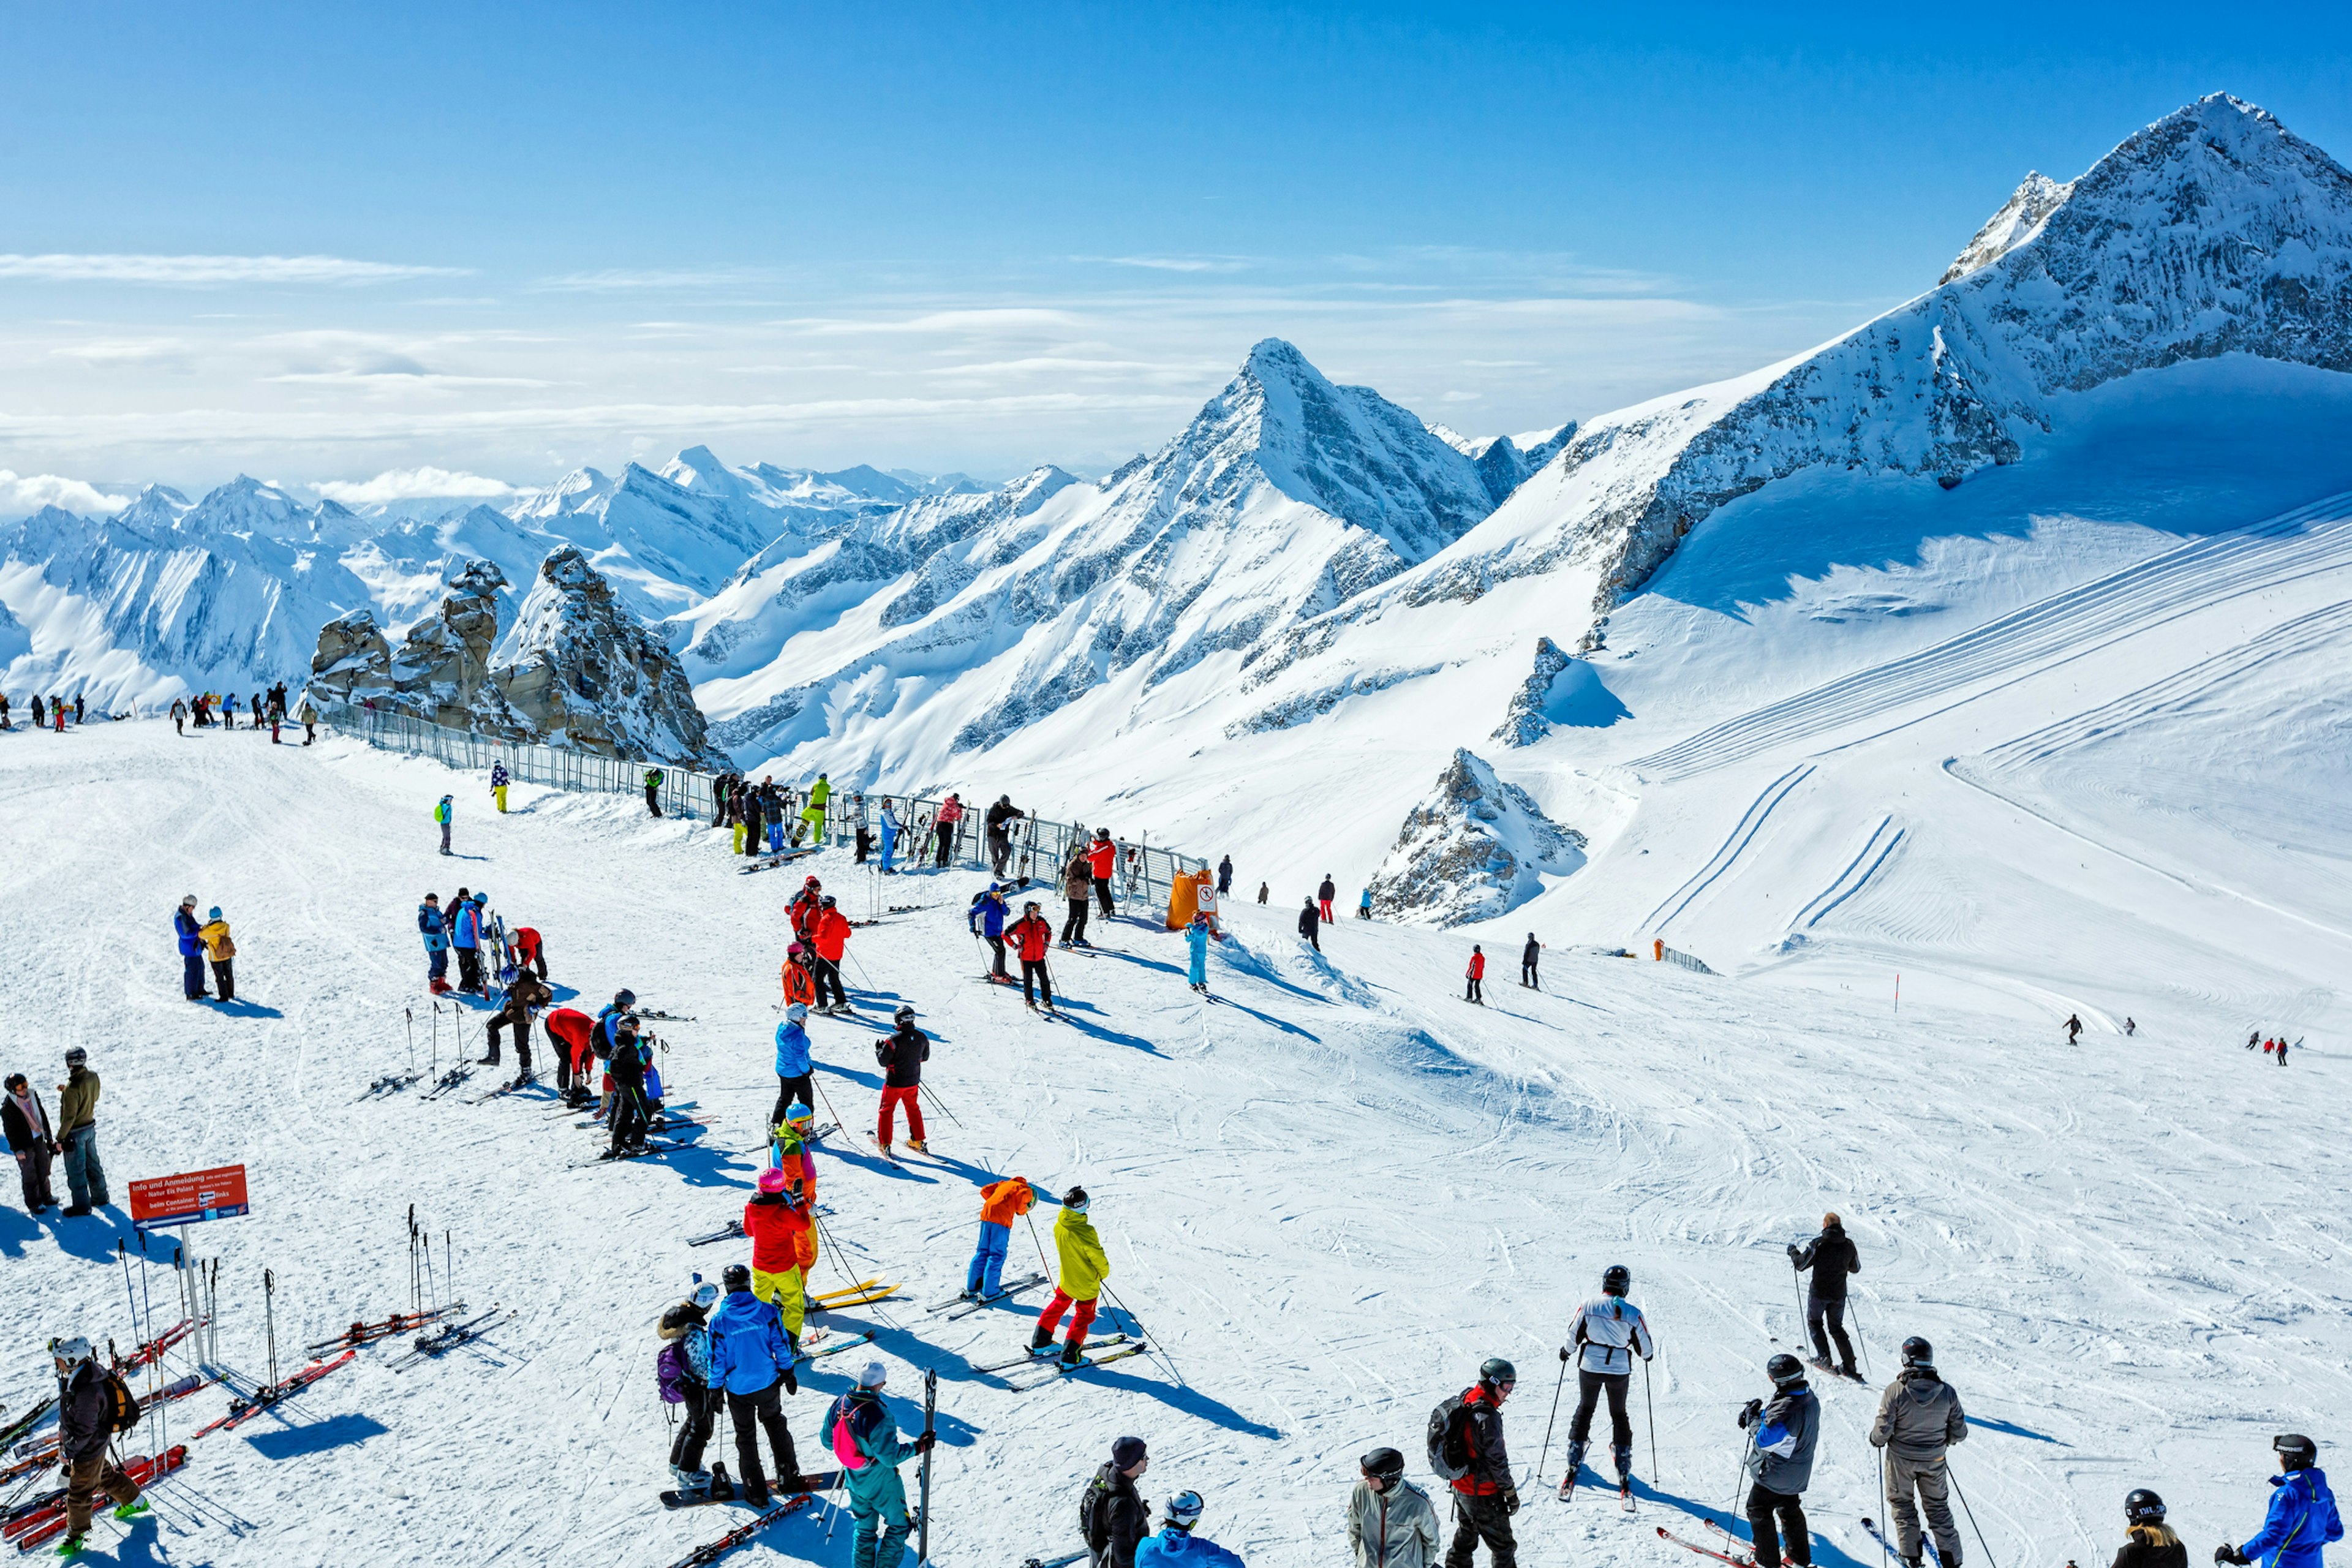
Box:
(894, 1005), (916, 1022)
(614, 989), (636, 1008)
(2124, 1488), (2166, 1525)
(1901, 1336), (1934, 1368)
(1479, 1356), (1517, 1387)
(1601, 1264), (1630, 1295)
(721, 1264), (751, 1292)
(1063, 1186), (1089, 1210)
(1360, 1447), (1406, 1483)
(2275, 1433), (2318, 1469)
(1766, 1353), (1804, 1388)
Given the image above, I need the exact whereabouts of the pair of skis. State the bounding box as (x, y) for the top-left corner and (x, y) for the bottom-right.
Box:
(925, 1273), (1046, 1319)
(661, 1466), (842, 1510)
(391, 1308), (514, 1370)
(305, 1303), (463, 1352)
(2, 1446), (184, 1550)
(191, 1351), (359, 1437)
(812, 1278), (901, 1311)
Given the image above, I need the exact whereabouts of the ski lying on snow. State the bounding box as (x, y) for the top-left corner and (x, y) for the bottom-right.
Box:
(926, 1273), (1046, 1314)
(794, 1333), (874, 1368)
(1022, 1555), (1092, 1568)
(659, 1492), (815, 1568)
(570, 1139), (694, 1169)
(306, 1305), (463, 1352)
(972, 1335), (1128, 1375)
(812, 1283), (900, 1310)
(4, 1447), (186, 1548)
(687, 1220), (746, 1247)
(392, 1309), (515, 1370)
(192, 1351), (360, 1436)
(0, 1400), (56, 1457)
(1657, 1526), (1749, 1566)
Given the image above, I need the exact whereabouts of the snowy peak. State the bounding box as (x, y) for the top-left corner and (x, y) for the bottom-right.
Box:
(1941, 171), (2073, 285)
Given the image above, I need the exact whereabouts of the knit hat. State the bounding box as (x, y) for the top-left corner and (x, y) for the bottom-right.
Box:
(208, 907), (222, 921)
(786, 1003), (808, 1023)
(180, 895), (197, 908)
(858, 1360), (888, 1389)
(1111, 1436), (1147, 1468)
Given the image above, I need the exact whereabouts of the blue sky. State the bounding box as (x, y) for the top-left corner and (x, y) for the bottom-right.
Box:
(3, 1), (2350, 502)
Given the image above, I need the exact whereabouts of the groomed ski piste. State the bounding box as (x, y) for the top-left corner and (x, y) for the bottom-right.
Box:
(3, 701), (2345, 1568)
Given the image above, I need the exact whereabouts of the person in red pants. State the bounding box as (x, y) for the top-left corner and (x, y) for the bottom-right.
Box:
(873, 1005), (929, 1154)
(1030, 1187), (1110, 1368)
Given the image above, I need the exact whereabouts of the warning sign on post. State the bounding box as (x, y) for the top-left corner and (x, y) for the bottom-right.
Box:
(128, 1164), (251, 1230)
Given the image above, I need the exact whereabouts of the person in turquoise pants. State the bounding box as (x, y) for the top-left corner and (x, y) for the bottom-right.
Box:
(1185, 913), (1211, 995)
(828, 1361), (933, 1568)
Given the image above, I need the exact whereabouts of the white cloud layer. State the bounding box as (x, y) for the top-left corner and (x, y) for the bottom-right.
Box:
(312, 467), (519, 504)
(0, 470), (130, 516)
(0, 253), (464, 285)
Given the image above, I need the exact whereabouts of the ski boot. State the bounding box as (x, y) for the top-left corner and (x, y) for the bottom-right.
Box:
(511, 1071), (534, 1090)
(1565, 1439), (1587, 1479)
(1612, 1443), (1634, 1496)
(111, 1499), (149, 1521)
(1060, 1338), (1085, 1368)
(55, 1539), (86, 1559)
(673, 1464), (712, 1491)
(1029, 1324), (1057, 1357)
(906, 1139), (928, 1153)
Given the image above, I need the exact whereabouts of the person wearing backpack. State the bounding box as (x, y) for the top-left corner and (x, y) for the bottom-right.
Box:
(435, 793), (454, 855)
(706, 1264), (804, 1507)
(1031, 1186), (1110, 1367)
(644, 767), (665, 816)
(1135, 1488), (1242, 1568)
(829, 1360), (934, 1568)
(49, 1333), (149, 1555)
(1081, 1436), (1153, 1568)
(1350, 1446), (1439, 1568)
(1429, 1357), (1517, 1568)
(658, 1283), (722, 1491)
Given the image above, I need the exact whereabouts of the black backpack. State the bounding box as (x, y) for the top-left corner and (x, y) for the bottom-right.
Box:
(1427, 1393), (1474, 1482)
(1079, 1463), (1116, 1554)
(102, 1368), (141, 1433)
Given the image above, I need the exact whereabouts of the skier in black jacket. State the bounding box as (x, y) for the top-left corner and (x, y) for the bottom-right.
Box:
(1521, 935), (1542, 990)
(1789, 1213), (1861, 1377)
(1087, 1436), (1152, 1568)
(1297, 897), (1322, 954)
(1439, 1359), (1517, 1568)
(602, 1019), (652, 1158)
(984, 796), (1022, 877)
(50, 1336), (146, 1553)
(874, 1007), (931, 1154)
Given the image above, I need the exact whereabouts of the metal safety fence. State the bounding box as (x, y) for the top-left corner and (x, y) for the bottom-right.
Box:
(314, 700), (1208, 911)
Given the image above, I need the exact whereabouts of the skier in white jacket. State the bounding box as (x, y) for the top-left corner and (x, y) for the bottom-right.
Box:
(1561, 1264), (1654, 1499)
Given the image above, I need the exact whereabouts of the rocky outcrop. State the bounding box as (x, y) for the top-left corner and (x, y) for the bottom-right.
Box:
(1368, 749), (1586, 925)
(304, 549), (723, 767)
(497, 546), (725, 767)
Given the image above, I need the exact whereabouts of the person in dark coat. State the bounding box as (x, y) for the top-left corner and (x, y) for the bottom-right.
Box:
(602, 1019), (652, 1158)
(1088, 1436), (1153, 1568)
(1789, 1213), (1861, 1377)
(2108, 1488), (2186, 1568)
(5, 1072), (60, 1212)
(483, 969), (552, 1081)
(51, 1336), (146, 1552)
(1738, 1355), (1820, 1568)
(1298, 897), (1322, 954)
(741, 784), (766, 858)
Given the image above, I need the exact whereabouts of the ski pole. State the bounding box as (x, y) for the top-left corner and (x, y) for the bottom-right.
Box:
(920, 1080), (965, 1130)
(1103, 1280), (1186, 1389)
(1642, 1352), (1657, 1483)
(1874, 1449), (1891, 1568)
(1853, 1299), (1872, 1381)
(1023, 1208), (1054, 1278)
(1792, 1257), (1806, 1355)
(263, 1268), (279, 1390)
(1728, 1429), (1754, 1518)
(1531, 1346), (1569, 1491)
(1949, 1462), (1999, 1568)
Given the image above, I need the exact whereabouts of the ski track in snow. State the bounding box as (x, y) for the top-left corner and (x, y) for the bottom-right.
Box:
(2, 725), (2343, 1567)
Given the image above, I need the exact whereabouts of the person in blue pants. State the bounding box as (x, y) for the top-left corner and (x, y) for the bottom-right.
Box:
(964, 1177), (1035, 1300)
(175, 895), (208, 1000)
(1186, 913), (1212, 995)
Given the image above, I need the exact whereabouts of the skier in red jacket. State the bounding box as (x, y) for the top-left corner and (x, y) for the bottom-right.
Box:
(1086, 830), (1118, 916)
(1465, 946), (1485, 1005)
(1007, 901), (1056, 1012)
(810, 897), (853, 1014)
(511, 925), (546, 980)
(545, 1006), (594, 1103)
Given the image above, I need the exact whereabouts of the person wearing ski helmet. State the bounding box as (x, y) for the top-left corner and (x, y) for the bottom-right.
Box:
(811, 894), (853, 1014)
(984, 794), (1022, 878)
(1033, 1186), (1110, 1368)
(1008, 900), (1055, 1010)
(434, 792), (454, 854)
(56, 1047), (106, 1216)
(827, 1360), (934, 1568)
(1185, 911), (1212, 994)
(1868, 1336), (1969, 1568)
(1135, 1488), (1245, 1568)
(790, 876), (823, 944)
(1087, 827), (1118, 914)
(50, 1333), (147, 1553)
(1435, 1358), (1518, 1568)
(600, 1017), (652, 1158)
(1520, 933), (1541, 989)
(706, 1262), (804, 1507)
(1350, 1446), (1440, 1568)
(658, 1286), (722, 1490)
(969, 883), (1011, 978)
(2215, 1434), (2339, 1568)
(773, 1003), (815, 1129)
(1737, 1354), (1819, 1568)
(772, 1101), (821, 1217)
(964, 1175), (1035, 1301)
(873, 1005), (930, 1155)
(1297, 895), (1322, 954)
(1562, 1264), (1653, 1496)
(1789, 1212), (1861, 1378)
(1317, 873), (1337, 923)
(2110, 1488), (2185, 1568)
(743, 1166), (817, 1338)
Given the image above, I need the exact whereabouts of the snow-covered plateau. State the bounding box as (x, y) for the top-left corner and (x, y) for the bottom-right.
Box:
(4, 88), (2350, 1568)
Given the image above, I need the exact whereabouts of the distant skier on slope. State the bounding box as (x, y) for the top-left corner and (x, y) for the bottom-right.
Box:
(1465, 947), (1485, 1005)
(1318, 875), (1336, 923)
(1360, 887), (1373, 920)
(1431, 1358), (1517, 1568)
(1298, 896), (1322, 954)
(1868, 1337), (1969, 1568)
(2065, 1013), (2084, 1044)
(1521, 935), (1542, 990)
(1562, 1265), (1653, 1499)
(1789, 1212), (1861, 1378)
(1186, 913), (1212, 995)
(1216, 855), (1232, 895)
(1258, 881), (1268, 905)
(489, 760), (510, 813)
(2213, 1434), (2338, 1568)
(1738, 1354), (1819, 1568)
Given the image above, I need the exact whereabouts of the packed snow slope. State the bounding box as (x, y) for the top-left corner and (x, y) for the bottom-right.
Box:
(4, 724), (2342, 1568)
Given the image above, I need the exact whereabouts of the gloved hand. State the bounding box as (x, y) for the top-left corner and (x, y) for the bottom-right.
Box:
(2214, 1548), (2248, 1566)
(1786, 1243), (1801, 1258)
(914, 1431), (937, 1453)
(1558, 1346), (1572, 1363)
(782, 1366), (799, 1396)
(1740, 1398), (1764, 1430)
(1502, 1485), (1520, 1516)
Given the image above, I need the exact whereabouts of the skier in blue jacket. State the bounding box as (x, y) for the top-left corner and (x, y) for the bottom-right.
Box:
(451, 893), (484, 993)
(970, 884), (1010, 979)
(417, 894), (450, 992)
(1186, 914), (1212, 995)
(1136, 1491), (1245, 1568)
(705, 1264), (802, 1506)
(2217, 1434), (2340, 1568)
(772, 1004), (813, 1129)
(175, 895), (208, 1000)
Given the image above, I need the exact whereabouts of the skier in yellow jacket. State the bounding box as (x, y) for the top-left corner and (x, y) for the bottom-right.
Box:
(1028, 1186), (1108, 1366)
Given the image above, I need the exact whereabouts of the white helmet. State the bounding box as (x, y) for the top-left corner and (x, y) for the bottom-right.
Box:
(48, 1335), (92, 1363)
